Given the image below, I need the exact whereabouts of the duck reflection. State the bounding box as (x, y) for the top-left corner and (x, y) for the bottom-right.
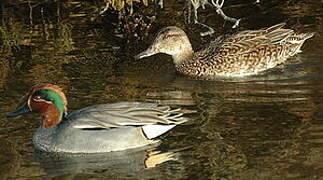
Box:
(34, 145), (182, 179)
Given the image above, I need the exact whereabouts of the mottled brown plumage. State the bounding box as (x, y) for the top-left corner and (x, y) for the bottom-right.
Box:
(135, 23), (314, 77)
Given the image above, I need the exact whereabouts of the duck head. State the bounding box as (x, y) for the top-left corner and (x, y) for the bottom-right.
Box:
(135, 26), (194, 65)
(7, 84), (67, 128)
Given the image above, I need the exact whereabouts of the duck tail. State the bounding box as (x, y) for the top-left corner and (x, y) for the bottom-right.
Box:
(288, 32), (315, 44)
(287, 32), (315, 54)
(141, 108), (188, 139)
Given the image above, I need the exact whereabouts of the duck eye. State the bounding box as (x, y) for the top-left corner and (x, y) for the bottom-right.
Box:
(33, 95), (42, 100)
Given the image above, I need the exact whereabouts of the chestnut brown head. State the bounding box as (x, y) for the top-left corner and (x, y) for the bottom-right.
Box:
(7, 84), (67, 128)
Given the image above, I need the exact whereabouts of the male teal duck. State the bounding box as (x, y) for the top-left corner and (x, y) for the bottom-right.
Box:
(135, 23), (314, 77)
(6, 84), (187, 153)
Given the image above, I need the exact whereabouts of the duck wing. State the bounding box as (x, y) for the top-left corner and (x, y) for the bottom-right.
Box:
(197, 23), (294, 60)
(66, 102), (187, 129)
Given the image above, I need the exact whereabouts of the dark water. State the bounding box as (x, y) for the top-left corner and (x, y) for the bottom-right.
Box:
(0, 0), (323, 179)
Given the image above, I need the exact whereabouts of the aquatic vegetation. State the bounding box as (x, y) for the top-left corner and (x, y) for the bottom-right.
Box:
(0, 24), (24, 52)
(0, 58), (9, 88)
(26, 63), (69, 86)
(54, 22), (74, 53)
(98, 0), (158, 39)
(99, 0), (155, 14)
(0, 23), (26, 86)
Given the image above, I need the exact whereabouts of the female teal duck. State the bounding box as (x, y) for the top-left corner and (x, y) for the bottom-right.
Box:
(135, 23), (314, 77)
(6, 84), (187, 153)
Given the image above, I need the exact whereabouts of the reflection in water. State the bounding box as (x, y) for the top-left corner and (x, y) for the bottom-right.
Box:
(35, 145), (183, 179)
(0, 59), (8, 88)
(0, 139), (20, 180)
(192, 79), (320, 179)
(1, 0), (323, 179)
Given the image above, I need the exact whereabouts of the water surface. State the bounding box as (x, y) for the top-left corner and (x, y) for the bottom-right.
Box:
(0, 0), (323, 179)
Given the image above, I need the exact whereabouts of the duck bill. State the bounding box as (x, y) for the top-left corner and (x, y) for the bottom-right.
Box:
(134, 47), (156, 60)
(6, 102), (32, 117)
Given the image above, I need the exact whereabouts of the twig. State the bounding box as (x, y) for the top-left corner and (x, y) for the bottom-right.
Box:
(28, 1), (33, 25)
(99, 1), (109, 15)
(155, 0), (164, 9)
(188, 0), (240, 36)
(210, 0), (240, 28)
(189, 0), (215, 36)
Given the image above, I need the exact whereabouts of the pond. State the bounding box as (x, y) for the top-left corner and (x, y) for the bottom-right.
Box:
(0, 0), (323, 179)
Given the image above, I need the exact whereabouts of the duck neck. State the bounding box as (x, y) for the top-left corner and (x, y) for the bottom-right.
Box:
(172, 48), (194, 66)
(37, 103), (65, 128)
